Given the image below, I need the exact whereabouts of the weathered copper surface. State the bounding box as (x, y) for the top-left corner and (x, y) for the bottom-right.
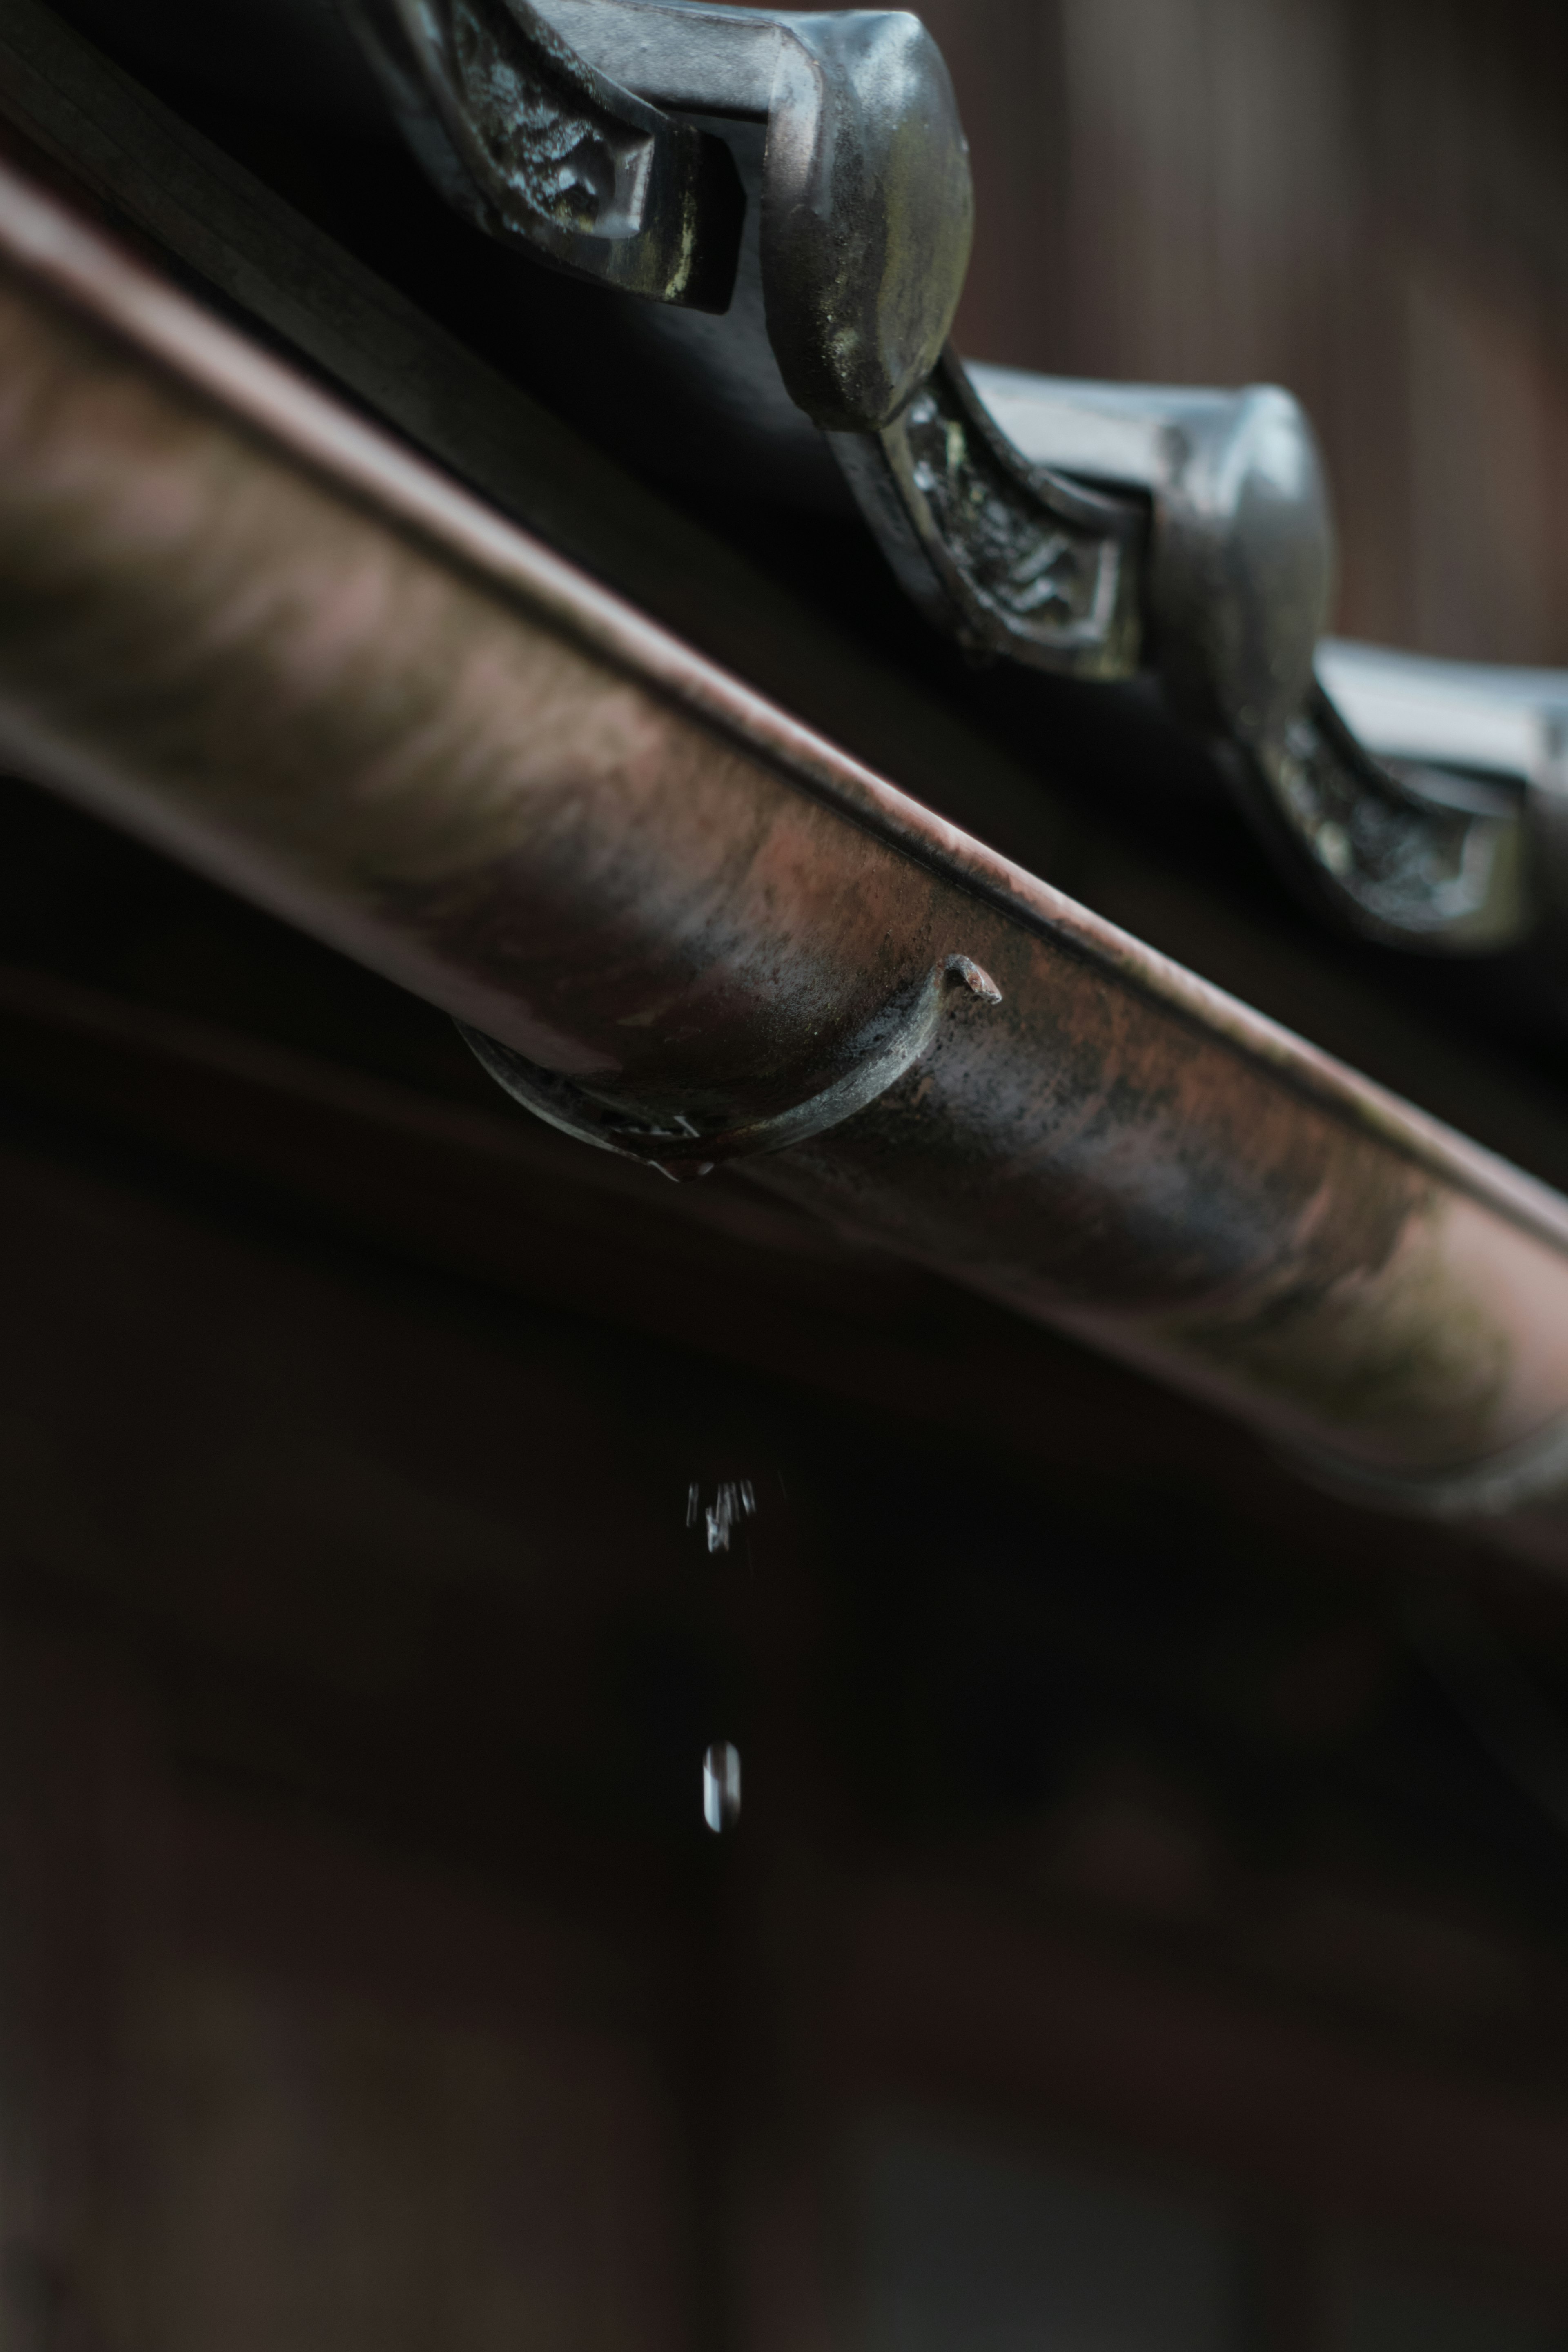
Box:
(2, 156), (1568, 1548)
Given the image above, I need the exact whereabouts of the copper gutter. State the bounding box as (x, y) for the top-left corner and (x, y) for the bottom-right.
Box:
(4, 156), (1568, 1562)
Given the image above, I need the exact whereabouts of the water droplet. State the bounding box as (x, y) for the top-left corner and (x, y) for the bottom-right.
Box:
(1315, 818), (1353, 875)
(702, 1740), (741, 1833)
(687, 1479), (758, 1552)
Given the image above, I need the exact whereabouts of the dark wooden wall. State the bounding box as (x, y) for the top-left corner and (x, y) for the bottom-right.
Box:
(2, 782), (1568, 2349)
(915, 0), (1568, 666)
(7, 1107), (1568, 2351)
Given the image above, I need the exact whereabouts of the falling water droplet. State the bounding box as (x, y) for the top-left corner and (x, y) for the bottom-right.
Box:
(690, 1479), (758, 1553)
(702, 1740), (742, 1833)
